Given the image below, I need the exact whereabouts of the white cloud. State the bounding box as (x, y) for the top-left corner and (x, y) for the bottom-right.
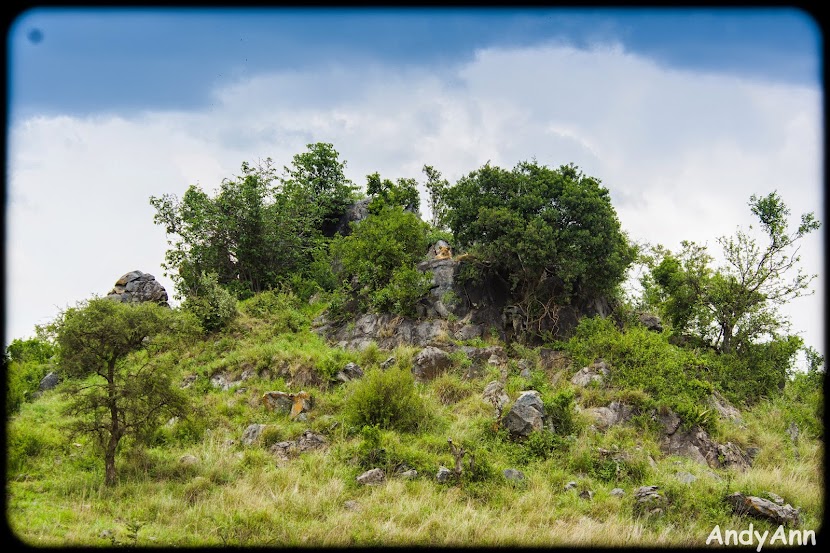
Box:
(6, 42), (823, 360)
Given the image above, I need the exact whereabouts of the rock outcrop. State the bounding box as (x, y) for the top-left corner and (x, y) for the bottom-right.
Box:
(105, 270), (168, 306)
(657, 409), (752, 471)
(727, 492), (801, 526)
(502, 390), (546, 438)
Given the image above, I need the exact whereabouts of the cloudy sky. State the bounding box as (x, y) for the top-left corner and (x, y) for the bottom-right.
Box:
(5, 8), (824, 365)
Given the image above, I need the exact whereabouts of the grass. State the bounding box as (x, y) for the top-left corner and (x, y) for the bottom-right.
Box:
(6, 298), (823, 547)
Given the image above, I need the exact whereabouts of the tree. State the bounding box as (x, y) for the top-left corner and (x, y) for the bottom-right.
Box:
(150, 144), (355, 299)
(646, 191), (820, 354)
(422, 164), (449, 229)
(365, 172), (420, 215)
(280, 142), (358, 236)
(330, 206), (431, 316)
(5, 337), (57, 415)
(443, 161), (635, 336)
(43, 298), (197, 486)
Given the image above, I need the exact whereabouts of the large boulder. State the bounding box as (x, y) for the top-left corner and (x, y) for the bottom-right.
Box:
(332, 198), (371, 236)
(584, 401), (635, 431)
(412, 346), (452, 381)
(502, 390), (546, 438)
(727, 492), (801, 526)
(105, 270), (168, 306)
(571, 360), (610, 387)
(657, 409), (752, 471)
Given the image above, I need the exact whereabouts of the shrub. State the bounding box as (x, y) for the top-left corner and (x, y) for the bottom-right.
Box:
(370, 266), (433, 317)
(183, 272), (238, 332)
(341, 366), (431, 433)
(544, 388), (577, 435)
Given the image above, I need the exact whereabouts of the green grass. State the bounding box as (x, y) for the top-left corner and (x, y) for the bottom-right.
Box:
(6, 296), (823, 547)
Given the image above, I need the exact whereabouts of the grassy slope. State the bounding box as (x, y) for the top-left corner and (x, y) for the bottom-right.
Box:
(5, 294), (823, 547)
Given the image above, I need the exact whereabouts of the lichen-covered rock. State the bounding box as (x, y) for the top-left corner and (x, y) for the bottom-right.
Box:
(502, 391), (545, 438)
(241, 424), (266, 446)
(105, 270), (168, 306)
(335, 362), (364, 383)
(262, 391), (295, 414)
(728, 492), (801, 526)
(357, 468), (385, 486)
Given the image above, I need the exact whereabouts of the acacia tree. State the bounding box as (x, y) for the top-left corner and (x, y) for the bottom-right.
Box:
(443, 161), (635, 336)
(645, 191), (820, 354)
(44, 298), (197, 486)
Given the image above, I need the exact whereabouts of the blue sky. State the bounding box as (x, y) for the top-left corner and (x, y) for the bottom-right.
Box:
(5, 7), (824, 365)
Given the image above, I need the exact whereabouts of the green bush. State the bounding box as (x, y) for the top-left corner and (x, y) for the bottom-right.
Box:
(5, 338), (57, 415)
(342, 366), (432, 432)
(183, 272), (238, 332)
(370, 266), (433, 317)
(239, 290), (309, 333)
(544, 388), (577, 436)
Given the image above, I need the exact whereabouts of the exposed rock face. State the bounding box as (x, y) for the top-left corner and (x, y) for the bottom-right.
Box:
(335, 362), (364, 383)
(584, 401), (635, 431)
(502, 390), (546, 438)
(727, 492), (801, 526)
(657, 409), (752, 471)
(333, 198), (370, 236)
(412, 346), (452, 381)
(571, 360), (610, 387)
(707, 391), (742, 423)
(105, 270), (168, 306)
(638, 313), (663, 332)
(633, 485), (666, 516)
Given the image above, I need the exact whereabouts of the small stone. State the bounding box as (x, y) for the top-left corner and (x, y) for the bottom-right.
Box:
(99, 530), (114, 539)
(399, 469), (418, 480)
(380, 356), (396, 370)
(503, 468), (525, 481)
(579, 490), (594, 500)
(436, 466), (453, 483)
(611, 488), (625, 497)
(344, 500), (360, 511)
(179, 454), (198, 466)
(765, 492), (786, 506)
(564, 481), (578, 491)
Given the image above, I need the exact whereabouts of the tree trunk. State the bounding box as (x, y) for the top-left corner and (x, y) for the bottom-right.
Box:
(105, 358), (121, 487)
(721, 324), (733, 354)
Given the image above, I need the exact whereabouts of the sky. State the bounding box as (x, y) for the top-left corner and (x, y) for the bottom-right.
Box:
(4, 7), (824, 367)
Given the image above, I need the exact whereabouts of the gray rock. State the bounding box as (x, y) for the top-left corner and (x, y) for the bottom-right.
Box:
(503, 468), (525, 481)
(105, 270), (168, 306)
(579, 490), (594, 500)
(787, 422), (800, 443)
(38, 371), (60, 392)
(380, 356), (396, 370)
(436, 466), (453, 483)
(356, 468), (385, 486)
(676, 471), (697, 484)
(241, 424), (266, 446)
(336, 362), (364, 383)
(412, 346), (452, 381)
(610, 488), (625, 497)
(343, 500), (360, 511)
(180, 374), (197, 389)
(296, 430), (327, 452)
(727, 492), (800, 526)
(454, 324), (484, 341)
(502, 391), (545, 438)
(399, 469), (418, 480)
(570, 360), (610, 387)
(638, 313), (663, 332)
(564, 481), (578, 491)
(633, 485), (666, 515)
(210, 373), (229, 391)
(519, 367), (532, 379)
(334, 198), (370, 236)
(707, 392), (742, 423)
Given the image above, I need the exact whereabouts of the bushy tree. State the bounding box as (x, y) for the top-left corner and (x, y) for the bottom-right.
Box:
(330, 206), (431, 316)
(150, 143), (356, 300)
(43, 298), (198, 486)
(644, 191), (820, 354)
(422, 164), (449, 229)
(181, 271), (238, 332)
(366, 172), (420, 215)
(443, 161), (635, 336)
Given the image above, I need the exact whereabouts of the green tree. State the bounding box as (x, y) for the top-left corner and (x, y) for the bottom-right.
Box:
(645, 191), (820, 354)
(280, 142), (358, 236)
(422, 164), (449, 229)
(150, 144), (355, 300)
(43, 298), (197, 486)
(366, 172), (420, 215)
(331, 206), (431, 316)
(443, 161), (635, 336)
(4, 337), (57, 415)
(181, 271), (238, 332)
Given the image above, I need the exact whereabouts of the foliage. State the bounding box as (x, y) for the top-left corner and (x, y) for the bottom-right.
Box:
(150, 143), (355, 300)
(5, 337), (57, 415)
(238, 289), (309, 333)
(42, 298), (197, 485)
(544, 388), (577, 435)
(342, 366), (431, 433)
(422, 164), (450, 229)
(642, 191), (820, 354)
(331, 206), (431, 316)
(182, 272), (238, 332)
(366, 172), (420, 215)
(443, 161), (635, 338)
